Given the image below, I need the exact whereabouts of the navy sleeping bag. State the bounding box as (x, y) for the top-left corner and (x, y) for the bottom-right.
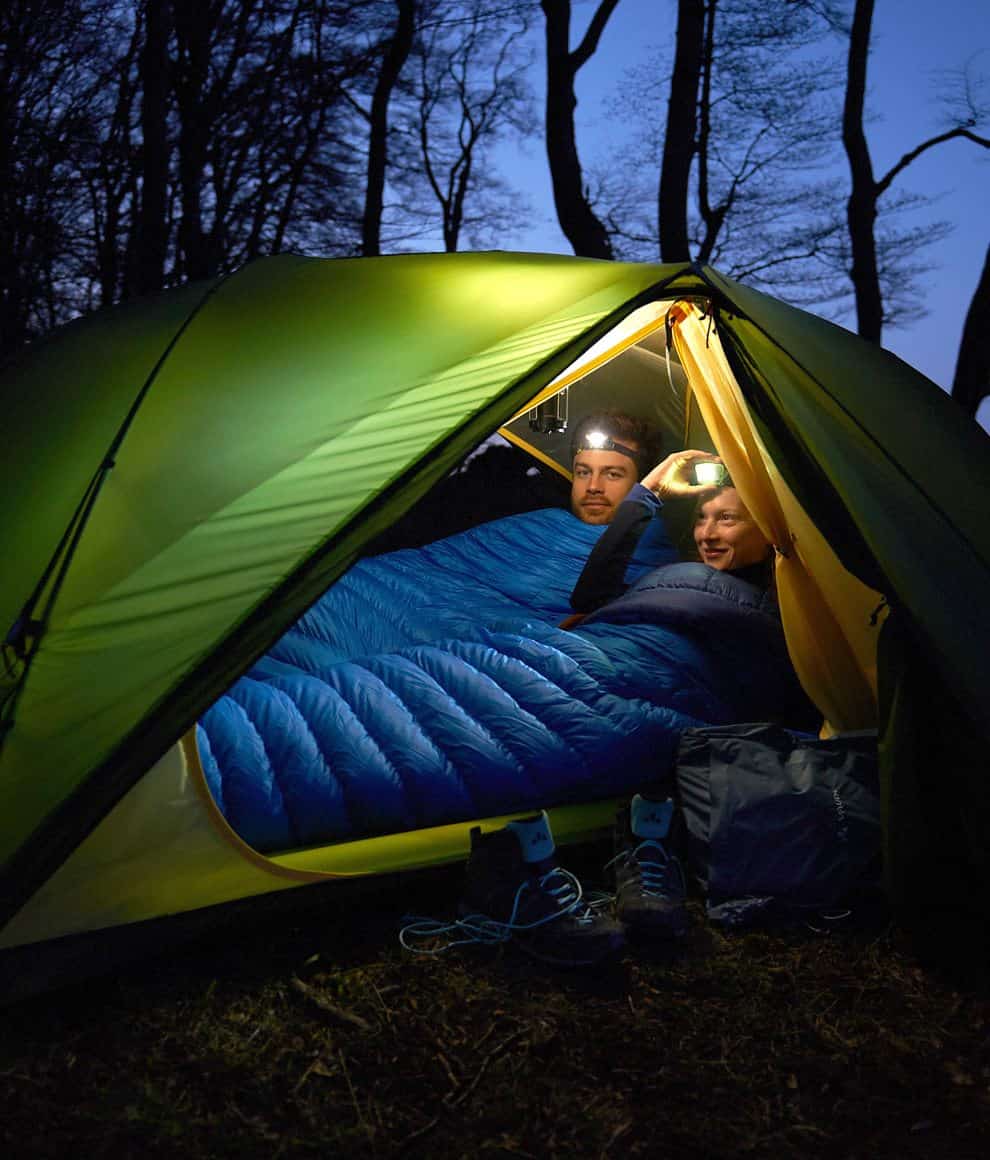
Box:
(197, 508), (814, 852)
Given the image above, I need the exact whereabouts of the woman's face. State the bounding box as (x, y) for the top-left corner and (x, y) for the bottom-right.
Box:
(693, 488), (771, 572)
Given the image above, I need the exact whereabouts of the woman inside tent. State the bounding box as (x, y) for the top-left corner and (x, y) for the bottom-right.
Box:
(569, 451), (775, 615)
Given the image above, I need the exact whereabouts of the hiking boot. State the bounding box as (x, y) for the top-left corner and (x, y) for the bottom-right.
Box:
(458, 811), (625, 967)
(610, 795), (690, 938)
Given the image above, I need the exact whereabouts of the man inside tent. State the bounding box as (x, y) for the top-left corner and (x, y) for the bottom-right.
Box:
(563, 409), (707, 594)
(568, 409), (664, 526)
(565, 409), (719, 613)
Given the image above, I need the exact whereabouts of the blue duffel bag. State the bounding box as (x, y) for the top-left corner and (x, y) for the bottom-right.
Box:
(674, 723), (882, 926)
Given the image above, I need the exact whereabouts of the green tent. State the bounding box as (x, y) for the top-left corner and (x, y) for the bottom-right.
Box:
(1, 252), (988, 973)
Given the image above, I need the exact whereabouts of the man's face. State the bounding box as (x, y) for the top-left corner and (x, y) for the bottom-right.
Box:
(570, 446), (640, 524)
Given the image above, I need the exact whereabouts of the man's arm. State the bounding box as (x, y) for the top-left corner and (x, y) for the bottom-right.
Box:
(570, 450), (722, 613)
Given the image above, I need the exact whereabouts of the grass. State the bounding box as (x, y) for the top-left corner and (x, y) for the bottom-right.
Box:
(1, 859), (988, 1160)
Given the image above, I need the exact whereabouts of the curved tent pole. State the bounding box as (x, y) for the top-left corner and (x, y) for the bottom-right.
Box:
(0, 274), (230, 754)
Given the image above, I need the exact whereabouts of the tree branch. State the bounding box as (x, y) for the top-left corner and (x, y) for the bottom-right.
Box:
(571, 0), (622, 73)
(876, 126), (990, 198)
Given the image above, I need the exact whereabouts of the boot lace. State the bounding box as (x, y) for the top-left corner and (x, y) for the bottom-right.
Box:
(604, 839), (681, 898)
(400, 866), (606, 956)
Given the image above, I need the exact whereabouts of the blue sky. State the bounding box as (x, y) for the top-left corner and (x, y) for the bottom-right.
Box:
(488, 1), (988, 423)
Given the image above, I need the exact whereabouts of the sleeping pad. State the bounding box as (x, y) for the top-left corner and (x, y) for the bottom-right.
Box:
(196, 508), (812, 853)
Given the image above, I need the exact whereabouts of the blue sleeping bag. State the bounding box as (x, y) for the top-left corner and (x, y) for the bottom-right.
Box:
(263, 505), (677, 668)
(197, 509), (812, 852)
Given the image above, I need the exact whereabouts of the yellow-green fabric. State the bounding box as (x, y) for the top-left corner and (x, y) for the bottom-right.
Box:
(1, 278), (217, 640)
(1, 252), (988, 939)
(0, 253), (701, 911)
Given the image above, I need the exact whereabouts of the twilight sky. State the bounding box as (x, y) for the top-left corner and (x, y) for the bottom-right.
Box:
(487, 0), (989, 424)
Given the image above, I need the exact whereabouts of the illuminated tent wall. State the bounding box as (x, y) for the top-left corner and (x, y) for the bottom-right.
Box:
(1, 253), (987, 970)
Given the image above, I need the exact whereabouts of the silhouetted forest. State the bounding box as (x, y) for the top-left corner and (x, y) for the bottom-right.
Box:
(2, 1), (986, 410)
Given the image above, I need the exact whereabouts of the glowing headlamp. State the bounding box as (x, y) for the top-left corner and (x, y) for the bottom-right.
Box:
(694, 461), (728, 485)
(575, 430), (639, 462)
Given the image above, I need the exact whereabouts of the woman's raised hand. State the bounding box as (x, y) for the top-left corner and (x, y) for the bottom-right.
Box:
(641, 450), (723, 499)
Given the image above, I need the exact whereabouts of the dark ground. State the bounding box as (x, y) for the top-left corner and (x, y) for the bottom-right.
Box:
(1, 851), (988, 1160)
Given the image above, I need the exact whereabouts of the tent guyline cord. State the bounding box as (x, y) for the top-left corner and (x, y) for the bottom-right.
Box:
(0, 274), (229, 754)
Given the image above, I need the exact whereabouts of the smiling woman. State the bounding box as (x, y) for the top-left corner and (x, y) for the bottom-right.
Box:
(693, 487), (773, 577)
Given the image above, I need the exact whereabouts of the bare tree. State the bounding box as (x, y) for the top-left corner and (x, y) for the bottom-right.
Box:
(0, 0), (396, 347)
(160, 1), (373, 277)
(361, 0), (416, 255)
(605, 0), (846, 303)
(394, 1), (534, 252)
(658, 0), (705, 263)
(541, 0), (621, 259)
(133, 0), (172, 297)
(842, 0), (990, 341)
(83, 11), (143, 307)
(250, 5), (368, 256)
(210, 1), (367, 262)
(0, 0), (116, 347)
(171, 0), (222, 281)
(694, 5), (837, 262)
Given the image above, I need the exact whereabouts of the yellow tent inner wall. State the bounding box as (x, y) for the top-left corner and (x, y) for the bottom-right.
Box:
(670, 302), (883, 733)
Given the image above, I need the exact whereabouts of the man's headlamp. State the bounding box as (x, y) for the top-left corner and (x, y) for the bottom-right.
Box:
(574, 430), (639, 462)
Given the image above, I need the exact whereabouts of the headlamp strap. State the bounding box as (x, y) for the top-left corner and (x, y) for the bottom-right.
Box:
(574, 436), (638, 462)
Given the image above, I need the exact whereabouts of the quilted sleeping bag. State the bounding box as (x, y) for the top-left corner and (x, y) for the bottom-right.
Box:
(197, 508), (813, 852)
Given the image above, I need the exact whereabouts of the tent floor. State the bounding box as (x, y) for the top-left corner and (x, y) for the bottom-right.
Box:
(0, 860), (471, 1006)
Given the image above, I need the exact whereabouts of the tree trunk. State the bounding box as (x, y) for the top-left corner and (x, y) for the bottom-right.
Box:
(362, 0), (416, 257)
(658, 0), (705, 263)
(952, 242), (990, 417)
(174, 0), (213, 281)
(541, 0), (617, 259)
(842, 0), (883, 342)
(134, 0), (171, 296)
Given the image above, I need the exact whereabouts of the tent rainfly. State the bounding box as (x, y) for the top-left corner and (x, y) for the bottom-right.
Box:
(1, 252), (988, 984)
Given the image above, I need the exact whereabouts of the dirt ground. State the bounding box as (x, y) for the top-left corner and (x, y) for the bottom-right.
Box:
(1, 863), (988, 1160)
